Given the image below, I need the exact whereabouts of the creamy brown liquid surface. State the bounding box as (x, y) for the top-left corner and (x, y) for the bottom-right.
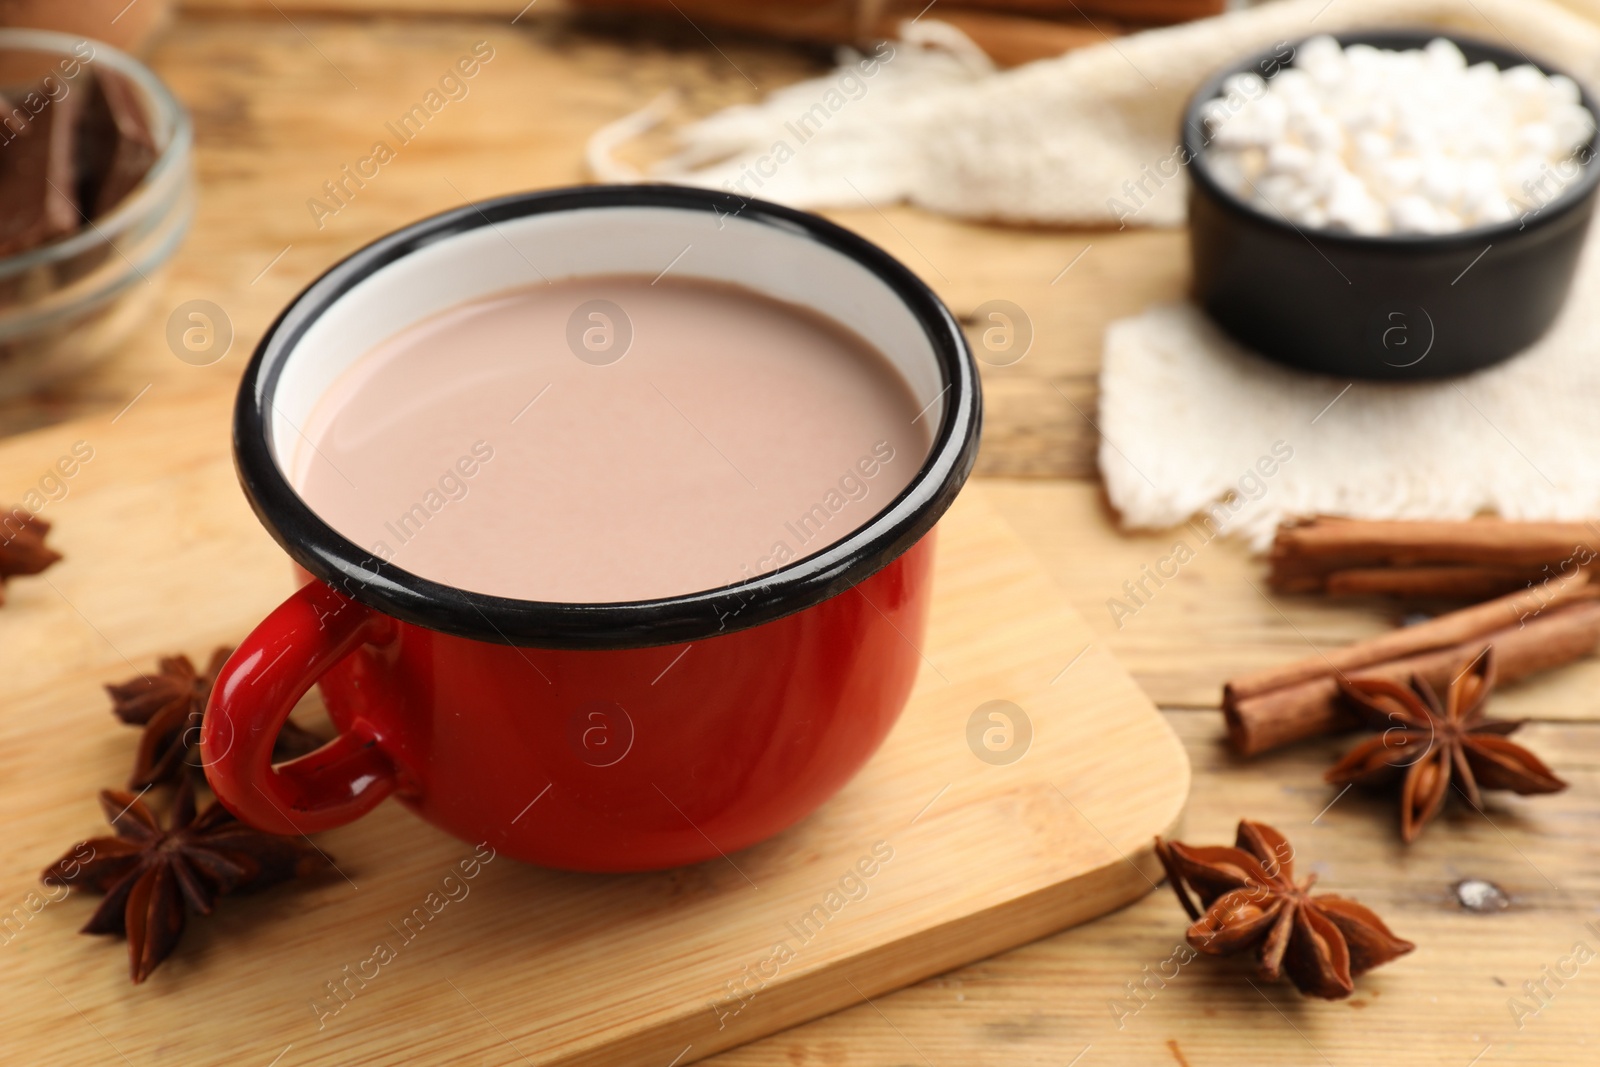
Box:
(292, 275), (928, 603)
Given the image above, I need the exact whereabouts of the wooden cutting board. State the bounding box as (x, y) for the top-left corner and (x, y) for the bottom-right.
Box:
(0, 386), (1188, 1066)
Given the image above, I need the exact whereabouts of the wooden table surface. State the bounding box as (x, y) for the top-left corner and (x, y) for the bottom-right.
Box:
(9, 4), (1600, 1064)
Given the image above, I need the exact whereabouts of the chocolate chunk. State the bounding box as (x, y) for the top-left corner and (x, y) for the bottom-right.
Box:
(75, 69), (157, 219)
(0, 86), (82, 256)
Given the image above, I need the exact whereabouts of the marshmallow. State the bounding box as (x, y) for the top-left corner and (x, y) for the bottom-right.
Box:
(1202, 36), (1594, 235)
(1390, 195), (1442, 234)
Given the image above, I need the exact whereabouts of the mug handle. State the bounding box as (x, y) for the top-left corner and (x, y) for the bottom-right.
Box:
(203, 581), (402, 835)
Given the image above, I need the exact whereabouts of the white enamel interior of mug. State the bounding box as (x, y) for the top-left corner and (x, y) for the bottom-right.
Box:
(267, 205), (945, 473)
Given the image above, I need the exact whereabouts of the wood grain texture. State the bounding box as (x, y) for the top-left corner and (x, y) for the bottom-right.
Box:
(0, 390), (1188, 1066)
(0, 10), (824, 436)
(0, 9), (1596, 1066)
(181, 0), (536, 11)
(981, 478), (1600, 719)
(708, 710), (1600, 1067)
(0, 12), (1191, 486)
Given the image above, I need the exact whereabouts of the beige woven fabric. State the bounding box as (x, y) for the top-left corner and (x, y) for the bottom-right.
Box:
(589, 0), (1600, 227)
(1100, 211), (1600, 548)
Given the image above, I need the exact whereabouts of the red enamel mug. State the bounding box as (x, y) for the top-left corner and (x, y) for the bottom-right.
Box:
(202, 186), (980, 871)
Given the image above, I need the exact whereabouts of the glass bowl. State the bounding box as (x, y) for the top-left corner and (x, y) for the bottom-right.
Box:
(0, 28), (193, 399)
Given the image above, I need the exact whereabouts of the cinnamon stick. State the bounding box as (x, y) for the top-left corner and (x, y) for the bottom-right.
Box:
(1268, 516), (1600, 597)
(570, 0), (1223, 65)
(984, 0), (1222, 22)
(1227, 572), (1592, 703)
(1322, 565), (1549, 600)
(930, 11), (1102, 66)
(1223, 597), (1600, 756)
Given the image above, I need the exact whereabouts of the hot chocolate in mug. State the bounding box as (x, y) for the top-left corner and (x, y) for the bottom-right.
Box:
(202, 186), (980, 871)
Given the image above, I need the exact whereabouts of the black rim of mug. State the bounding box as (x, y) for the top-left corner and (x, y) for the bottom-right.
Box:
(234, 185), (982, 649)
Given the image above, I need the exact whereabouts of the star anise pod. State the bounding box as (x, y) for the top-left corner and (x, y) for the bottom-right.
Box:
(41, 779), (325, 983)
(1155, 819), (1414, 999)
(108, 647), (326, 789)
(1328, 648), (1566, 843)
(0, 507), (61, 601)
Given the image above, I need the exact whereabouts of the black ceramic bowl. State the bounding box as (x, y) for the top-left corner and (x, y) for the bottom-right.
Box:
(1183, 30), (1600, 380)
